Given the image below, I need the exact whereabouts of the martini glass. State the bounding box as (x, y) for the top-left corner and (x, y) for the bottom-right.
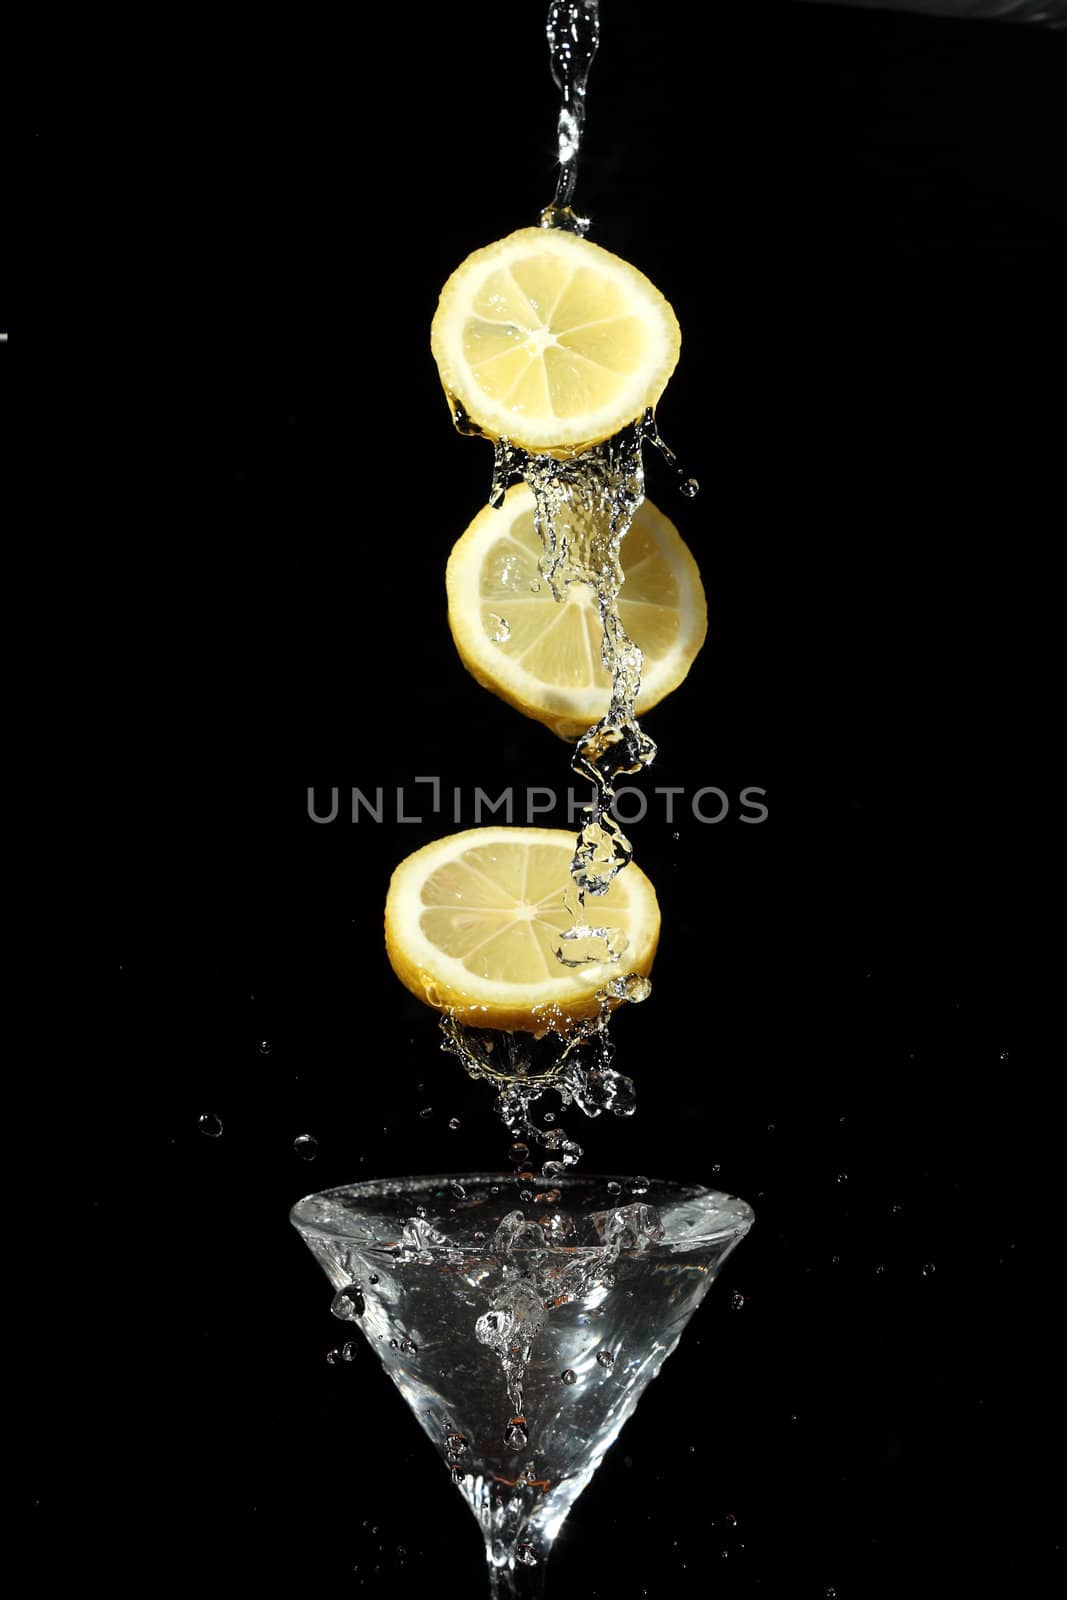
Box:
(291, 1173), (753, 1597)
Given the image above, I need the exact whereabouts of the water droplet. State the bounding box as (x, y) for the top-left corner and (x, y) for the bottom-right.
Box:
(561, 1369), (578, 1386)
(341, 1341), (358, 1362)
(606, 1180), (622, 1196)
(519, 1189), (533, 1202)
(400, 1338), (418, 1355)
(450, 1180), (467, 1200)
(596, 1349), (615, 1370)
(510, 1142), (530, 1163)
(488, 613), (511, 643)
(331, 1285), (365, 1320)
(730, 1291), (745, 1311)
(836, 1172), (848, 1184)
(325, 1349), (340, 1366)
(825, 1589), (838, 1598)
(389, 1339), (399, 1349)
(448, 1117), (461, 1131)
(258, 1039), (271, 1055)
(629, 1176), (650, 1196)
(368, 1274), (379, 1285)
(999, 1050), (1009, 1061)
(504, 1419), (528, 1450)
(517, 1543), (538, 1567)
(922, 1262), (936, 1277)
(418, 1106), (433, 1120)
(294, 1133), (318, 1160)
(680, 477), (700, 498)
(542, 1160), (566, 1179)
(543, 1111), (556, 1124)
(889, 1204), (903, 1215)
(198, 1112), (223, 1138)
(874, 1264), (886, 1276)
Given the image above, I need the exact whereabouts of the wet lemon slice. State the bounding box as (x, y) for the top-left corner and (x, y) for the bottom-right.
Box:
(446, 483), (707, 741)
(385, 827), (660, 1032)
(431, 227), (681, 455)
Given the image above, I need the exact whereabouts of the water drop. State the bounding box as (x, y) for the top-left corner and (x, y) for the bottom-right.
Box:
(449, 1180), (467, 1200)
(331, 1284), (365, 1320)
(369, 1274), (379, 1284)
(294, 1134), (318, 1160)
(419, 1107), (433, 1120)
(730, 1291), (745, 1311)
(446, 1432), (469, 1455)
(510, 1142), (530, 1163)
(606, 1180), (622, 1196)
(488, 613), (511, 643)
(341, 1341), (358, 1362)
(628, 1176), (650, 1196)
(596, 1349), (615, 1370)
(922, 1262), (936, 1277)
(519, 1189), (533, 1202)
(517, 1544), (538, 1567)
(389, 1339), (399, 1349)
(504, 1419), (529, 1451)
(542, 1160), (566, 1179)
(680, 477), (700, 498)
(325, 1349), (340, 1366)
(836, 1172), (848, 1184)
(198, 1113), (223, 1138)
(258, 1039), (272, 1055)
(998, 1050), (1009, 1061)
(543, 1111), (556, 1124)
(400, 1338), (418, 1355)
(448, 1117), (461, 1131)
(561, 1369), (578, 1386)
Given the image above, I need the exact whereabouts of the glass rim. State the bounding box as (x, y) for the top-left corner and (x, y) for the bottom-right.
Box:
(290, 1172), (755, 1252)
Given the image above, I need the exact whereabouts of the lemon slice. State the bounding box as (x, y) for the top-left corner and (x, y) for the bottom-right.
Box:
(446, 483), (707, 741)
(385, 826), (660, 1032)
(431, 227), (681, 455)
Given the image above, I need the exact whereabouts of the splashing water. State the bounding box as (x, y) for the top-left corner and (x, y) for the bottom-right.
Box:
(540, 1), (601, 234)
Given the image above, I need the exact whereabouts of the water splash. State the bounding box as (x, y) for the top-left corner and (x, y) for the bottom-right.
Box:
(540, 1), (601, 234)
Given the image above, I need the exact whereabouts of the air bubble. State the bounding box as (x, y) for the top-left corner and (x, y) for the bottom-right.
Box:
(448, 1118), (461, 1131)
(730, 1291), (745, 1311)
(596, 1349), (615, 1370)
(293, 1134), (318, 1160)
(922, 1262), (936, 1277)
(419, 1107), (433, 1120)
(400, 1338), (418, 1355)
(606, 1180), (622, 1196)
(258, 1039), (271, 1055)
(561, 1369), (578, 1385)
(331, 1285), (365, 1320)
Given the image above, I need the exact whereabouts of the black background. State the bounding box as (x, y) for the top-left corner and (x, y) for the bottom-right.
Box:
(22, 2), (1063, 1596)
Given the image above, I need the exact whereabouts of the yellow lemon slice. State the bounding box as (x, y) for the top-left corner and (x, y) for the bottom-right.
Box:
(446, 483), (707, 741)
(431, 227), (681, 455)
(384, 827), (660, 1032)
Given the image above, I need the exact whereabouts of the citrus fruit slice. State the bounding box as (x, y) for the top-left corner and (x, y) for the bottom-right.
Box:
(385, 826), (660, 1032)
(446, 483), (707, 741)
(430, 227), (681, 455)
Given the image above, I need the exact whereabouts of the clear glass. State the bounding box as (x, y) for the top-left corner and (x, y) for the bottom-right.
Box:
(291, 1173), (754, 1597)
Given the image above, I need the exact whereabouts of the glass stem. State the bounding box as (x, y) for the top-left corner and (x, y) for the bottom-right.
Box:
(485, 1533), (550, 1599)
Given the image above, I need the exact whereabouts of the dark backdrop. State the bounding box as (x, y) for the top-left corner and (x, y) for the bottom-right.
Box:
(26, 3), (1062, 1596)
